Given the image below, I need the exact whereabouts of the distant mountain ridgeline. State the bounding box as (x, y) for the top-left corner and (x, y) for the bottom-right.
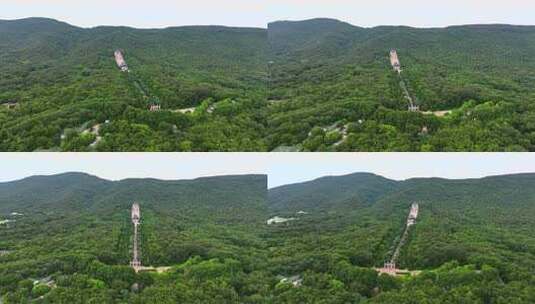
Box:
(267, 172), (535, 246)
(0, 172), (267, 221)
(268, 172), (400, 212)
(269, 172), (535, 213)
(0, 17), (267, 103)
(269, 18), (535, 68)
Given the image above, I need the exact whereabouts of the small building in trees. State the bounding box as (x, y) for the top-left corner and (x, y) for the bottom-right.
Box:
(407, 203), (419, 226)
(131, 203), (140, 225)
(378, 262), (398, 275)
(390, 49), (402, 73)
(408, 104), (420, 112)
(149, 104), (161, 111)
(114, 50), (129, 72)
(1, 101), (18, 109)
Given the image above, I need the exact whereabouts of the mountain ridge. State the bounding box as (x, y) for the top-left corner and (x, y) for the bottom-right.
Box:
(0, 171), (267, 185)
(0, 172), (267, 215)
(269, 17), (535, 30)
(0, 17), (267, 31)
(271, 171), (535, 189)
(268, 172), (535, 213)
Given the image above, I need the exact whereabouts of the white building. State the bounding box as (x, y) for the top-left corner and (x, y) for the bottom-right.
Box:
(407, 203), (419, 226)
(390, 49), (402, 73)
(131, 203), (140, 225)
(114, 50), (129, 72)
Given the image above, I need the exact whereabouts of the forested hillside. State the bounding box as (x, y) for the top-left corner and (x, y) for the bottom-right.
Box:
(268, 19), (535, 152)
(265, 173), (535, 303)
(0, 173), (269, 303)
(3, 17), (535, 151)
(268, 172), (399, 212)
(0, 18), (268, 151)
(2, 172), (533, 302)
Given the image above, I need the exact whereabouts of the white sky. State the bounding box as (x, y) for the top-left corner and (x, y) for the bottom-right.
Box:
(1, 153), (535, 188)
(267, 153), (535, 188)
(0, 0), (269, 28)
(267, 0), (535, 27)
(1, 0), (534, 28)
(0, 153), (267, 183)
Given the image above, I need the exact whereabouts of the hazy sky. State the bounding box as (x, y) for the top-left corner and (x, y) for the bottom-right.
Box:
(0, 153), (267, 183)
(2, 0), (534, 28)
(267, 0), (535, 27)
(1, 0), (269, 28)
(1, 153), (535, 188)
(267, 153), (535, 188)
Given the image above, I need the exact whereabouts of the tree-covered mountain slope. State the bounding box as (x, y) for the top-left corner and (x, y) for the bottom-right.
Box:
(3, 17), (535, 152)
(268, 18), (535, 152)
(0, 18), (268, 151)
(0, 173), (269, 303)
(266, 173), (535, 303)
(2, 171), (535, 302)
(268, 172), (399, 212)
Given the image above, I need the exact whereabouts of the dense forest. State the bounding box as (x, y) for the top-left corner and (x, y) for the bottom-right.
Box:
(1, 172), (534, 303)
(0, 173), (270, 303)
(2, 18), (535, 151)
(266, 173), (535, 303)
(0, 18), (268, 151)
(268, 19), (535, 151)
